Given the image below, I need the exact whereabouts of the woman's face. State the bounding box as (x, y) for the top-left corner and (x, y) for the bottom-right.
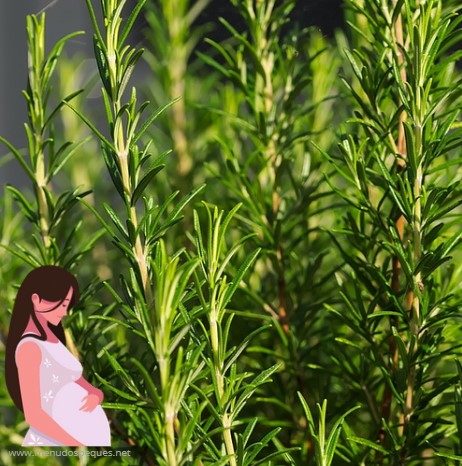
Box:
(32, 287), (74, 326)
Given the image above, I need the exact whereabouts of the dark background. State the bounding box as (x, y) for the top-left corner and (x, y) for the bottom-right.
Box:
(200, 0), (344, 38)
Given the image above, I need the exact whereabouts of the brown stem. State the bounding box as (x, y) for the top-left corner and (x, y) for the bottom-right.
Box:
(276, 243), (289, 336)
(376, 5), (409, 460)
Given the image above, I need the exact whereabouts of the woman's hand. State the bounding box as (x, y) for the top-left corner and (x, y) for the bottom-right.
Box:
(79, 393), (101, 413)
(75, 377), (104, 406)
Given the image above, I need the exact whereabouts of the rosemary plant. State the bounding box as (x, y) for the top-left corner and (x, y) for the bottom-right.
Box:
(191, 203), (296, 465)
(0, 14), (93, 268)
(298, 394), (359, 466)
(0, 12), (101, 463)
(5, 1), (462, 465)
(200, 0), (345, 460)
(321, 0), (462, 463)
(67, 0), (206, 463)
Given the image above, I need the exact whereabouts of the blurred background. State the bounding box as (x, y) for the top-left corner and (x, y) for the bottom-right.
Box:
(0, 0), (343, 188)
(0, 0), (91, 187)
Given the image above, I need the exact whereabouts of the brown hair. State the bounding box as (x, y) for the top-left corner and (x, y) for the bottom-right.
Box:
(5, 266), (79, 412)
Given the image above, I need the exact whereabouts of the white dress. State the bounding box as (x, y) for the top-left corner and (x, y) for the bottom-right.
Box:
(16, 335), (111, 446)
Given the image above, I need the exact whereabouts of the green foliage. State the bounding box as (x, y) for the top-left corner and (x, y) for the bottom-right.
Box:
(320, 0), (462, 464)
(192, 203), (282, 465)
(2, 0), (462, 465)
(198, 1), (346, 461)
(0, 13), (92, 268)
(298, 394), (359, 466)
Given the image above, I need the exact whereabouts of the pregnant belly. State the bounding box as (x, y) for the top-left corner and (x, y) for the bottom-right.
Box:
(51, 383), (111, 446)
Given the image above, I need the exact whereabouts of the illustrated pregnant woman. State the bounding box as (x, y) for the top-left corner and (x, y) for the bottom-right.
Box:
(5, 266), (111, 446)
